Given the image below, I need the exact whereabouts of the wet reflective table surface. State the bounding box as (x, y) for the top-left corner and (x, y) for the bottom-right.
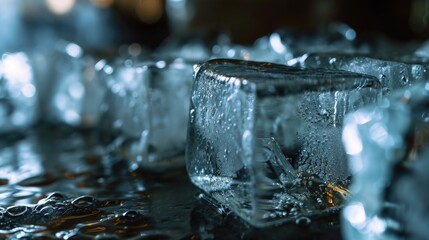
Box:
(0, 126), (341, 239)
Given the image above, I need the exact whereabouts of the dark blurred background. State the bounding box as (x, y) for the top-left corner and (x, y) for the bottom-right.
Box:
(2, 0), (429, 51)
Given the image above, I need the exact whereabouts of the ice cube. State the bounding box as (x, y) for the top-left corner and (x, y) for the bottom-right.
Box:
(342, 82), (429, 240)
(47, 42), (107, 128)
(293, 53), (429, 96)
(186, 59), (381, 227)
(99, 58), (194, 170)
(0, 52), (38, 134)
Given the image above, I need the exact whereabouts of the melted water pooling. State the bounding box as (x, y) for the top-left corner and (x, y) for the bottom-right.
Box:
(0, 126), (340, 239)
(0, 126), (194, 239)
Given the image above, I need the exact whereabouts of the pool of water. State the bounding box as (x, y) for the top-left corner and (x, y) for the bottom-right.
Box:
(0, 126), (341, 239)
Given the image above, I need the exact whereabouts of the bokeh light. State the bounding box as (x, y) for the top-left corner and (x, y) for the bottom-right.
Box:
(45, 0), (75, 15)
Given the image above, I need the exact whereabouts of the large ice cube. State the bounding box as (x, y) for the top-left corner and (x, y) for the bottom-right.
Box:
(186, 59), (381, 227)
(342, 82), (429, 240)
(99, 58), (194, 170)
(0, 52), (38, 134)
(293, 53), (429, 96)
(47, 42), (106, 128)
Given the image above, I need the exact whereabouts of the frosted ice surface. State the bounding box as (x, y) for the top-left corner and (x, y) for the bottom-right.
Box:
(293, 53), (429, 96)
(186, 59), (381, 226)
(99, 58), (194, 170)
(0, 52), (38, 134)
(342, 82), (429, 240)
(47, 42), (106, 128)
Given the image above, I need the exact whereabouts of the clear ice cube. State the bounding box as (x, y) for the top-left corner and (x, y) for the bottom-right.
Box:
(293, 53), (429, 96)
(99, 58), (194, 170)
(47, 42), (106, 128)
(186, 59), (381, 227)
(0, 52), (38, 134)
(342, 81), (429, 240)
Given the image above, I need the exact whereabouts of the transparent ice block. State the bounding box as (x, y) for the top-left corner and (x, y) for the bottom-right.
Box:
(99, 58), (194, 170)
(186, 59), (381, 227)
(0, 52), (38, 134)
(293, 53), (429, 96)
(47, 42), (106, 128)
(342, 81), (429, 240)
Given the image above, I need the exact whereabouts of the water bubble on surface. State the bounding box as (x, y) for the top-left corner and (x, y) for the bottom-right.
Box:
(295, 216), (311, 226)
(46, 192), (67, 201)
(71, 196), (95, 209)
(5, 205), (29, 217)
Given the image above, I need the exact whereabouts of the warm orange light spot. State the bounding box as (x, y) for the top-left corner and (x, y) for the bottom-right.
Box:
(136, 0), (164, 24)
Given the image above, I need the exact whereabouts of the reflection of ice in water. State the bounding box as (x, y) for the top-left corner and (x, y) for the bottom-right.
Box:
(0, 139), (43, 187)
(342, 82), (429, 240)
(187, 59), (381, 227)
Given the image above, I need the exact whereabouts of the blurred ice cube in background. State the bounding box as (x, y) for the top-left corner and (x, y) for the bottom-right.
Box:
(0, 52), (38, 134)
(342, 82), (429, 240)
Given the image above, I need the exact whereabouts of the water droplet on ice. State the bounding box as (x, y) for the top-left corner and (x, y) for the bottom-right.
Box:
(39, 206), (55, 217)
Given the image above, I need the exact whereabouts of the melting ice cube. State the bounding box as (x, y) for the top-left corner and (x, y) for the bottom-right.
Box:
(186, 59), (381, 227)
(342, 81), (429, 240)
(99, 58), (194, 170)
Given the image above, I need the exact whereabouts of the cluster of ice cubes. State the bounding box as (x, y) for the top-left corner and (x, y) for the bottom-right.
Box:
(0, 40), (199, 170)
(2, 22), (429, 237)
